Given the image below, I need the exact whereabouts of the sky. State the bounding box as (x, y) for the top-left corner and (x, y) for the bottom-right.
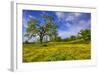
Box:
(22, 10), (91, 42)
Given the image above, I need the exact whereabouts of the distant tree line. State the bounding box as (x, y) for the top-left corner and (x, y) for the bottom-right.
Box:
(55, 29), (91, 43)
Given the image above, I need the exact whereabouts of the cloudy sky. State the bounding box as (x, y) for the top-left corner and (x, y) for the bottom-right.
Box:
(23, 10), (91, 41)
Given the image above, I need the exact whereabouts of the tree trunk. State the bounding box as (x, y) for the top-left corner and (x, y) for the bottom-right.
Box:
(39, 35), (43, 44)
(40, 38), (43, 44)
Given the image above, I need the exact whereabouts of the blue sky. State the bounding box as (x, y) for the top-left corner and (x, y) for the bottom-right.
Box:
(23, 10), (91, 41)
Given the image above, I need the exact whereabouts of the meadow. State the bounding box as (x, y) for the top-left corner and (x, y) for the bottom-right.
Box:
(23, 42), (91, 62)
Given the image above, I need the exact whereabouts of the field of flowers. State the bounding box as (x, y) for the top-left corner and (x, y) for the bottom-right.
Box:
(23, 42), (91, 62)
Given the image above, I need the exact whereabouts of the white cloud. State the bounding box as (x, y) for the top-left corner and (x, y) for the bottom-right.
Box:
(64, 22), (72, 28)
(55, 12), (66, 20)
(58, 19), (90, 39)
(65, 13), (82, 22)
(65, 15), (74, 21)
(42, 11), (47, 14)
(55, 12), (81, 25)
(55, 12), (90, 39)
(28, 15), (37, 19)
(23, 18), (28, 28)
(56, 12), (82, 23)
(23, 15), (36, 29)
(23, 15), (38, 29)
(78, 20), (91, 29)
(74, 13), (82, 17)
(58, 29), (78, 39)
(29, 15), (33, 18)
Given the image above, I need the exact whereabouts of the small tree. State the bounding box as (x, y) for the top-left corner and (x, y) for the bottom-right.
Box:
(70, 35), (76, 40)
(56, 36), (62, 42)
(78, 29), (91, 41)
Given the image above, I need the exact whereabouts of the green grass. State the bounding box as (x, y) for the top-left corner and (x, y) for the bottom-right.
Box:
(23, 42), (91, 62)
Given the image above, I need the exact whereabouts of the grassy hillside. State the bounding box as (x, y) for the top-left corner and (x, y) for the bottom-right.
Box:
(23, 42), (91, 62)
(65, 39), (90, 44)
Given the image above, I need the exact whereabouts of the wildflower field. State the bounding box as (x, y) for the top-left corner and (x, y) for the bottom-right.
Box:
(23, 42), (91, 62)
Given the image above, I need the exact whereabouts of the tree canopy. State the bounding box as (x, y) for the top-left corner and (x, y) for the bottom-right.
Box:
(25, 15), (58, 44)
